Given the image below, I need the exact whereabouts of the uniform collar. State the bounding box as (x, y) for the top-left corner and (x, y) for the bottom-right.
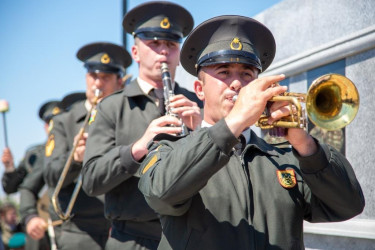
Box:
(201, 120), (281, 156)
(137, 76), (155, 95)
(247, 130), (282, 156)
(201, 120), (251, 144)
(137, 76), (176, 96)
(69, 100), (87, 123)
(123, 78), (148, 98)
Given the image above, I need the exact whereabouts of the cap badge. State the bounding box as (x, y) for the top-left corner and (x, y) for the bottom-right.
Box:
(230, 37), (243, 51)
(101, 54), (111, 64)
(160, 17), (171, 29)
(276, 169), (297, 189)
(52, 107), (60, 115)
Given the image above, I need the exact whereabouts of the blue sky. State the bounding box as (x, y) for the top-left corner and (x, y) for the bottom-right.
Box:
(0, 0), (282, 198)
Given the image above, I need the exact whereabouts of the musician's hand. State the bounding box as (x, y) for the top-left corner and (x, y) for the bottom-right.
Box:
(267, 101), (318, 156)
(225, 74), (287, 137)
(73, 132), (87, 162)
(26, 217), (47, 240)
(1, 148), (14, 171)
(169, 95), (202, 130)
(131, 116), (182, 161)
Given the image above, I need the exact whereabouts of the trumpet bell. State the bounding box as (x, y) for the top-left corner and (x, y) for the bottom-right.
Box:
(306, 74), (359, 131)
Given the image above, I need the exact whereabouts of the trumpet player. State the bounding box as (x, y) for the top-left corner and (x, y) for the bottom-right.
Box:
(82, 2), (202, 249)
(138, 15), (365, 249)
(44, 42), (132, 250)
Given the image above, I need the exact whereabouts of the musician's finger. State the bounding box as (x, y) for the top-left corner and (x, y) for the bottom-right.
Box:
(268, 106), (291, 124)
(169, 96), (198, 108)
(157, 126), (182, 135)
(171, 106), (200, 114)
(157, 116), (182, 127)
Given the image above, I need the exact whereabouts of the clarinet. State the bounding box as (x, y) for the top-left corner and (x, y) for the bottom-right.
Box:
(161, 62), (187, 136)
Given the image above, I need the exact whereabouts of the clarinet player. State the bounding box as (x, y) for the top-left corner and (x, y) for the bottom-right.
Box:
(82, 2), (203, 249)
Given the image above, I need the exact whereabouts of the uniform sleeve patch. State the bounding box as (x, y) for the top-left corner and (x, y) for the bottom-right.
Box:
(142, 154), (158, 174)
(45, 134), (55, 157)
(276, 169), (297, 188)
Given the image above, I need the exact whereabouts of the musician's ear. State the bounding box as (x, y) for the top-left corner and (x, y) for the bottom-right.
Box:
(194, 80), (204, 101)
(131, 44), (140, 63)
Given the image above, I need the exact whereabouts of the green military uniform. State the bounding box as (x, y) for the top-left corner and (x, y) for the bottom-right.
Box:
(82, 79), (202, 249)
(18, 143), (52, 250)
(44, 100), (111, 250)
(82, 2), (197, 249)
(19, 96), (85, 250)
(139, 119), (364, 249)
(138, 15), (365, 249)
(44, 42), (132, 250)
(1, 100), (60, 194)
(2, 100), (61, 250)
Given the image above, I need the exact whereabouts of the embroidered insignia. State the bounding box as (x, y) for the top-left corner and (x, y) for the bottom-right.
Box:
(142, 154), (158, 174)
(160, 17), (171, 29)
(52, 107), (61, 115)
(48, 120), (54, 132)
(45, 134), (55, 157)
(230, 37), (243, 50)
(276, 169), (297, 188)
(88, 109), (97, 125)
(101, 53), (110, 64)
(142, 145), (162, 174)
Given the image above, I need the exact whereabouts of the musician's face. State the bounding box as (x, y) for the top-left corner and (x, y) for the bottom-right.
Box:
(132, 38), (180, 88)
(194, 63), (258, 124)
(85, 72), (123, 104)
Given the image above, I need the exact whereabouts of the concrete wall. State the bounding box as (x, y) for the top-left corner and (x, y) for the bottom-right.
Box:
(256, 1), (375, 249)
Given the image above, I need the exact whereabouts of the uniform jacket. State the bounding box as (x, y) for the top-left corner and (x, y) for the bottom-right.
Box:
(82, 79), (202, 240)
(18, 142), (61, 225)
(138, 119), (365, 250)
(44, 100), (110, 235)
(1, 144), (43, 194)
(18, 150), (53, 250)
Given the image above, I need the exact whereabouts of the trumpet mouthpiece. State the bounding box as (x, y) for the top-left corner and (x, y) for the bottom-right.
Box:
(232, 95), (238, 102)
(95, 89), (102, 98)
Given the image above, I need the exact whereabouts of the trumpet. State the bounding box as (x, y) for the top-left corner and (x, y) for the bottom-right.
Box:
(161, 62), (188, 136)
(51, 89), (102, 221)
(234, 74), (359, 131)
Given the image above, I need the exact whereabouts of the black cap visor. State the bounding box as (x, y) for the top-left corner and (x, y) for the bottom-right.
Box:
(197, 50), (262, 73)
(134, 28), (183, 43)
(85, 63), (124, 75)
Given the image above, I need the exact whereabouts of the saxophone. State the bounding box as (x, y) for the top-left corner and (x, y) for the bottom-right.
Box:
(160, 62), (187, 136)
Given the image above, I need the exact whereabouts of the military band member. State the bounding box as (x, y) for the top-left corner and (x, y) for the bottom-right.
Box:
(82, 2), (202, 249)
(1, 101), (61, 250)
(19, 94), (86, 250)
(18, 100), (62, 250)
(138, 15), (365, 249)
(1, 102), (61, 195)
(44, 42), (132, 250)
